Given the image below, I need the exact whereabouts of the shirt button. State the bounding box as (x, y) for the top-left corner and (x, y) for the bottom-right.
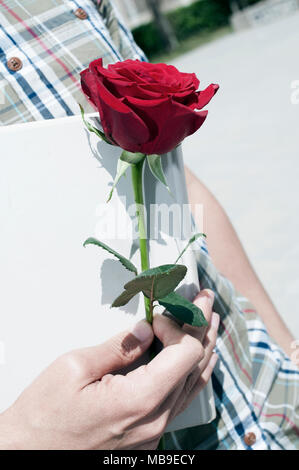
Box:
(74, 7), (88, 20)
(244, 432), (256, 446)
(7, 57), (23, 72)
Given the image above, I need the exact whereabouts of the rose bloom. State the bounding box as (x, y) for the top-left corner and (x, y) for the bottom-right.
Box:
(80, 59), (219, 155)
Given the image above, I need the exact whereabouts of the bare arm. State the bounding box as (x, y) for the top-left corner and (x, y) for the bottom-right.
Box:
(185, 166), (294, 358)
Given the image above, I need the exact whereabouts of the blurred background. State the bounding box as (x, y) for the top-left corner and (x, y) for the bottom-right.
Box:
(117, 0), (299, 336)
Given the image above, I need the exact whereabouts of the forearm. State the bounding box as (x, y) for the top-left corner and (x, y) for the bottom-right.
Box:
(0, 408), (21, 450)
(185, 166), (294, 357)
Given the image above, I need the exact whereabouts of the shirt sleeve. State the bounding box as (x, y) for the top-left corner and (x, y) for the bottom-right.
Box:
(91, 0), (148, 62)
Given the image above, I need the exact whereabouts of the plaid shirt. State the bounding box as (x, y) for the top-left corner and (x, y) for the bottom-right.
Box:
(0, 0), (146, 125)
(165, 237), (299, 450)
(1, 0), (299, 450)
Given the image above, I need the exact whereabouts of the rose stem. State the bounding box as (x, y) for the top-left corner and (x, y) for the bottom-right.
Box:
(131, 158), (152, 324)
(131, 159), (164, 450)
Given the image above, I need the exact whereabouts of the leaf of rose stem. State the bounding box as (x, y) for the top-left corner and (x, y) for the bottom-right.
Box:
(112, 264), (187, 307)
(83, 237), (138, 275)
(147, 154), (171, 193)
(158, 291), (208, 327)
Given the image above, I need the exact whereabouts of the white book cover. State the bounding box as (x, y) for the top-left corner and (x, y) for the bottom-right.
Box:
(0, 114), (215, 431)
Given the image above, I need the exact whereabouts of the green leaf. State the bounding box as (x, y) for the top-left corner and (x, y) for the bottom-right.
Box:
(158, 291), (208, 327)
(174, 233), (206, 264)
(120, 150), (146, 165)
(107, 157), (131, 202)
(111, 290), (137, 308)
(147, 154), (170, 192)
(129, 264), (187, 299)
(83, 237), (138, 275)
(79, 104), (111, 144)
(111, 264), (187, 307)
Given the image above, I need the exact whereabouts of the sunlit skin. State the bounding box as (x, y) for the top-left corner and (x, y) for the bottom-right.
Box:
(185, 167), (294, 359)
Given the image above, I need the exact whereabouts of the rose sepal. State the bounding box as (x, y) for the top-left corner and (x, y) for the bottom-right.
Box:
(79, 104), (113, 145)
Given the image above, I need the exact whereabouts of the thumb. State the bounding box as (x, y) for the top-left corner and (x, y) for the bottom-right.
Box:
(80, 320), (153, 382)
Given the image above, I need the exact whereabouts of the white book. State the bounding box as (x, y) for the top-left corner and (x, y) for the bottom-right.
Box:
(0, 114), (215, 432)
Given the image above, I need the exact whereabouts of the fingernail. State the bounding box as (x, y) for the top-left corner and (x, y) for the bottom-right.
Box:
(208, 353), (219, 369)
(211, 313), (220, 330)
(130, 320), (152, 343)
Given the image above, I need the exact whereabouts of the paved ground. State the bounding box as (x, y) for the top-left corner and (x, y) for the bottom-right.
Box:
(172, 13), (299, 336)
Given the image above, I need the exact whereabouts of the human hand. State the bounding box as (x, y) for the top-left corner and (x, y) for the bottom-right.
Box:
(0, 289), (218, 450)
(166, 289), (219, 423)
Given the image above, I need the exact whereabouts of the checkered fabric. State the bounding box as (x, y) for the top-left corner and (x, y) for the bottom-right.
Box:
(0, 0), (146, 125)
(1, 0), (299, 450)
(165, 238), (299, 450)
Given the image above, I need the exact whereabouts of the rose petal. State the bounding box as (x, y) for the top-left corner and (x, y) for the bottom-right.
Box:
(124, 95), (208, 155)
(80, 70), (150, 152)
(80, 69), (98, 110)
(88, 58), (104, 77)
(197, 84), (219, 109)
(107, 79), (163, 100)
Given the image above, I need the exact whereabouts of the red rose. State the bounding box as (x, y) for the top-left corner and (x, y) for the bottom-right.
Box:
(80, 58), (218, 155)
